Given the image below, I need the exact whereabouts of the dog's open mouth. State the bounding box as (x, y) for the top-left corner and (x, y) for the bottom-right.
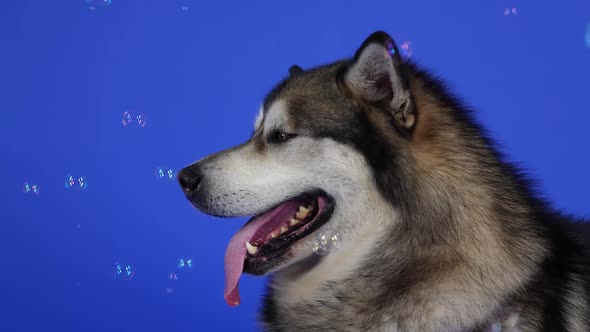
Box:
(224, 191), (334, 306)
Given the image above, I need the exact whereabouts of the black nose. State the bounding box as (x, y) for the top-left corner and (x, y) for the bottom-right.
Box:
(178, 166), (202, 194)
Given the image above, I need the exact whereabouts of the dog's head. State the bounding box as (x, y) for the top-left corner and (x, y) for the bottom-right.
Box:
(179, 31), (420, 306)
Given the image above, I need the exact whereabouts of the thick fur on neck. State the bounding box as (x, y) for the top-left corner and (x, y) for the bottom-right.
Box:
(258, 63), (565, 331)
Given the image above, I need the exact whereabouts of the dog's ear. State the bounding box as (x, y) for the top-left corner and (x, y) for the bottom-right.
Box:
(289, 65), (304, 76)
(340, 31), (415, 129)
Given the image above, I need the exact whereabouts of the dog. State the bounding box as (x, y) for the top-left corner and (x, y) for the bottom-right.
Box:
(178, 31), (590, 331)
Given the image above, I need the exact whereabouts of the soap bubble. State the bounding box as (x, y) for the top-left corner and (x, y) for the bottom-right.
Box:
(386, 42), (396, 56)
(122, 111), (133, 126)
(157, 167), (175, 181)
(65, 175), (76, 189)
(23, 182), (40, 195)
(65, 175), (88, 190)
(78, 176), (88, 189)
(136, 113), (147, 127)
(490, 323), (502, 332)
(503, 7), (518, 16)
(399, 41), (413, 59)
(312, 229), (341, 256)
(85, 0), (111, 10)
(178, 258), (192, 269)
(114, 263), (134, 280)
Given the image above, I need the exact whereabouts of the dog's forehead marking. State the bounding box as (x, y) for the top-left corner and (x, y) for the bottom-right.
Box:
(262, 99), (289, 132)
(253, 105), (264, 131)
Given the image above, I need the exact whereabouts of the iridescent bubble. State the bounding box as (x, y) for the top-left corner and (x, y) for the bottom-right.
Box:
(23, 182), (31, 193)
(31, 185), (39, 195)
(65, 175), (75, 189)
(169, 272), (179, 280)
(114, 263), (134, 280)
(312, 229), (341, 256)
(490, 322), (502, 332)
(136, 113), (147, 127)
(157, 168), (175, 181)
(386, 42), (396, 56)
(178, 258), (192, 269)
(78, 176), (88, 189)
(122, 111), (133, 126)
(85, 0), (111, 10)
(503, 8), (518, 16)
(400, 41), (413, 58)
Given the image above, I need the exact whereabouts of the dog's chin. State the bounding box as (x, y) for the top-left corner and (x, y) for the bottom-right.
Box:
(240, 191), (335, 276)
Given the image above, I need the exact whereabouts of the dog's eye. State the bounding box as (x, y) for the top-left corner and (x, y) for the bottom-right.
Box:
(268, 130), (295, 144)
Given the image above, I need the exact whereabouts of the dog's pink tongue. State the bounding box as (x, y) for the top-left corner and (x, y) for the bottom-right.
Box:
(224, 200), (301, 306)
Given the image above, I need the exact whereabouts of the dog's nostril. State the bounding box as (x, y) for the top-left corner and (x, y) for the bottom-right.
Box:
(178, 167), (202, 193)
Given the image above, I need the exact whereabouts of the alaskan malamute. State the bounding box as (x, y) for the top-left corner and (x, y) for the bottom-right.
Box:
(178, 31), (590, 331)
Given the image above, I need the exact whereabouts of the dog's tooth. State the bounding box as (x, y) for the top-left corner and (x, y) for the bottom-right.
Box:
(245, 242), (258, 255)
(295, 206), (310, 219)
(280, 224), (289, 234)
(270, 230), (279, 239)
(289, 218), (300, 227)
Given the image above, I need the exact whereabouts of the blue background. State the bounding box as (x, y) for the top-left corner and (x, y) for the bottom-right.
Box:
(1, 1), (589, 331)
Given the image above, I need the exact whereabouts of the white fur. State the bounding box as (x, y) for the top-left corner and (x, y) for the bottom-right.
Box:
(254, 105), (264, 131)
(200, 98), (399, 284)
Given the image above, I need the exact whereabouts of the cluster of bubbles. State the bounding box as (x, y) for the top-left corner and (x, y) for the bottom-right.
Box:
(84, 0), (112, 10)
(157, 167), (176, 181)
(122, 111), (147, 127)
(114, 263), (135, 280)
(311, 229), (341, 256)
(399, 41), (413, 59)
(169, 258), (193, 281)
(23, 182), (40, 195)
(177, 258), (193, 269)
(65, 174), (88, 190)
(503, 8), (518, 16)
